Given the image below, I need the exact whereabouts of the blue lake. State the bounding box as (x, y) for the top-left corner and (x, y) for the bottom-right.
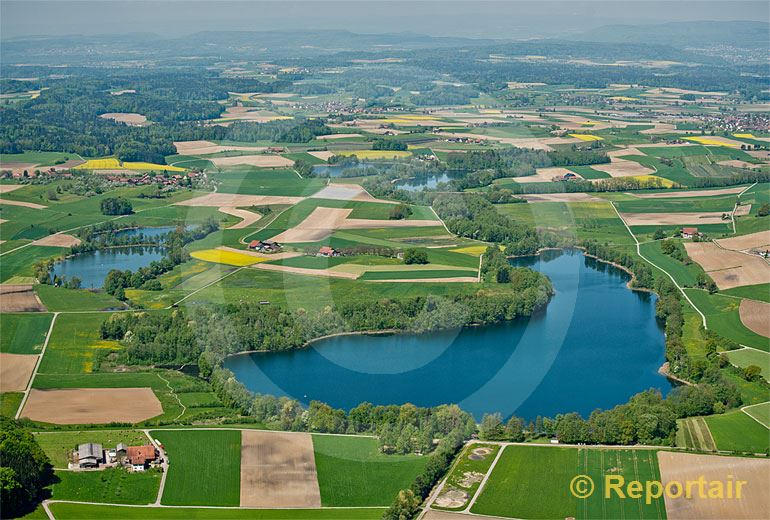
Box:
(225, 250), (671, 420)
(53, 246), (166, 289)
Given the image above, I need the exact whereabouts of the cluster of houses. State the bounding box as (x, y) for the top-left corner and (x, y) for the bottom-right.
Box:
(74, 442), (160, 472)
(248, 239), (282, 253)
(102, 172), (198, 187)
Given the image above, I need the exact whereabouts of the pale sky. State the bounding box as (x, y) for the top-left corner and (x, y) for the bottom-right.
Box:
(2, 1), (768, 40)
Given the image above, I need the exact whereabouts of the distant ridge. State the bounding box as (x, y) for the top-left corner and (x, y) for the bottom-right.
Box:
(573, 20), (769, 49)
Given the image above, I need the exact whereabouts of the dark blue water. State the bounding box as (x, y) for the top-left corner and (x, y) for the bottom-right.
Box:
(225, 250), (670, 419)
(53, 246), (166, 289)
(396, 173), (452, 192)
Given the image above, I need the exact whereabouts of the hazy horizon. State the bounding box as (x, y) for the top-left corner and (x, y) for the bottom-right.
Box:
(2, 1), (768, 40)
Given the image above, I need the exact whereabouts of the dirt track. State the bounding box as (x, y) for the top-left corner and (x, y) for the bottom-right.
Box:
(739, 300), (770, 338)
(22, 388), (163, 424)
(0, 198), (46, 209)
(239, 430), (321, 507)
(0, 353), (38, 391)
(522, 193), (605, 203)
(658, 451), (770, 519)
(628, 187), (747, 199)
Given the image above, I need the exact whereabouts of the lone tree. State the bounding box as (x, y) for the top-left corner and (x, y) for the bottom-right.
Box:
(403, 248), (428, 265)
(100, 197), (133, 215)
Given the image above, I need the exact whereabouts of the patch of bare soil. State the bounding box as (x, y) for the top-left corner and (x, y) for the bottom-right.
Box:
(657, 451), (769, 519)
(627, 187), (747, 199)
(22, 388), (163, 424)
(0, 285), (46, 312)
(715, 230), (770, 252)
(98, 112), (148, 126)
(685, 242), (770, 289)
(209, 155), (295, 168)
(621, 212), (728, 226)
(0, 185), (22, 194)
(739, 300), (770, 338)
(0, 353), (38, 391)
(173, 140), (267, 156)
(0, 198), (47, 209)
(31, 233), (81, 247)
(239, 430), (321, 507)
(271, 207), (353, 243)
(217, 207), (261, 229)
(434, 488), (469, 509)
(174, 193), (304, 207)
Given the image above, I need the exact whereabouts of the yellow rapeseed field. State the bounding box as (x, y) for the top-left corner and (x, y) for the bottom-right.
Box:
(190, 249), (268, 266)
(335, 150), (412, 159)
(733, 133), (756, 139)
(449, 245), (488, 256)
(628, 175), (676, 188)
(74, 158), (185, 171)
(684, 136), (739, 148)
(568, 134), (603, 141)
(608, 96), (638, 101)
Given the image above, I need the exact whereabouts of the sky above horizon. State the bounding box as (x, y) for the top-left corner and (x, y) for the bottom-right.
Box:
(2, 1), (768, 40)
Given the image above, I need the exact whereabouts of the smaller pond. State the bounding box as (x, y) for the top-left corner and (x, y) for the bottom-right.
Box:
(396, 173), (453, 192)
(53, 226), (174, 288)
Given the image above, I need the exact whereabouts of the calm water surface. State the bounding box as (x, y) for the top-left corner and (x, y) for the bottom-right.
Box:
(395, 173), (453, 192)
(54, 227), (176, 288)
(225, 250), (671, 419)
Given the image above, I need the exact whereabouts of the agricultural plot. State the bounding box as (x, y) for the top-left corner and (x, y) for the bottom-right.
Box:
(683, 243), (770, 290)
(743, 402), (770, 428)
(48, 467), (161, 505)
(657, 452), (769, 519)
(471, 445), (665, 519)
(432, 443), (500, 510)
(0, 313), (52, 354)
(704, 410), (770, 454)
(725, 348), (770, 382)
(312, 434), (428, 507)
(638, 241), (706, 288)
(684, 290), (769, 351)
(48, 503), (385, 519)
(153, 429), (241, 506)
(0, 392), (23, 417)
(676, 417), (717, 451)
(240, 430), (321, 508)
(0, 353), (37, 391)
(37, 313), (119, 375)
(0, 284), (46, 312)
(22, 388), (163, 425)
(739, 299), (770, 338)
(34, 285), (124, 312)
(0, 246), (64, 283)
(207, 167), (325, 196)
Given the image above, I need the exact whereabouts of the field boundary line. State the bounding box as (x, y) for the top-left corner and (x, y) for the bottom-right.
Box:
(15, 312), (59, 420)
(42, 499), (386, 510)
(610, 201), (707, 328)
(167, 266), (244, 308)
(429, 205), (451, 234)
(740, 400), (770, 430)
(463, 444), (505, 513)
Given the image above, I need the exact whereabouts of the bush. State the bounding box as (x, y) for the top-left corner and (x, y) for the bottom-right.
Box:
(403, 248), (428, 265)
(100, 197), (133, 215)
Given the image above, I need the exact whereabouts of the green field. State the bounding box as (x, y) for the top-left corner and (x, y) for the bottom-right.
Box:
(36, 313), (120, 375)
(48, 468), (161, 504)
(639, 240), (706, 288)
(208, 166), (326, 196)
(724, 348), (770, 381)
(0, 392), (23, 417)
(704, 409), (770, 454)
(153, 430), (241, 506)
(0, 245), (63, 282)
(471, 446), (665, 519)
(312, 434), (428, 507)
(568, 165), (611, 180)
(34, 430), (150, 468)
(48, 504), (385, 519)
(742, 402), (770, 428)
(685, 289), (770, 351)
(359, 269), (476, 280)
(35, 285), (124, 312)
(722, 283), (770, 303)
(0, 313), (52, 354)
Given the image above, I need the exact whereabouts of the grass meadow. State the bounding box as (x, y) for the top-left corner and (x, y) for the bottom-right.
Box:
(36, 313), (119, 375)
(312, 434), (428, 507)
(48, 467), (161, 504)
(0, 313), (52, 354)
(0, 392), (23, 417)
(471, 446), (665, 520)
(153, 429), (241, 506)
(722, 283), (770, 303)
(432, 443), (501, 511)
(724, 348), (770, 381)
(684, 290), (769, 351)
(704, 410), (770, 454)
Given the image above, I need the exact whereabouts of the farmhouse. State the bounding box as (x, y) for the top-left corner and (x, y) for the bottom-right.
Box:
(77, 443), (104, 468)
(248, 239), (282, 252)
(126, 444), (159, 471)
(682, 227), (701, 239)
(317, 246), (339, 257)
